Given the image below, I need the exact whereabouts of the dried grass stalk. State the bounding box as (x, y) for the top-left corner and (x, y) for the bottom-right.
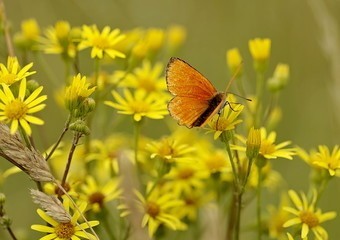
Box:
(0, 123), (54, 182)
(30, 189), (71, 223)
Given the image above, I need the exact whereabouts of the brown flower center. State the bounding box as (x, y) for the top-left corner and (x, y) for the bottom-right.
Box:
(178, 168), (194, 180)
(145, 201), (160, 218)
(300, 211), (319, 228)
(89, 192), (105, 207)
(55, 222), (75, 238)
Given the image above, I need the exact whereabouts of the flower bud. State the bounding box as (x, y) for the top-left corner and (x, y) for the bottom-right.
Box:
(69, 120), (90, 135)
(0, 193), (5, 205)
(268, 63), (289, 92)
(226, 48), (243, 78)
(74, 97), (96, 118)
(0, 215), (12, 227)
(249, 38), (271, 73)
(246, 127), (261, 159)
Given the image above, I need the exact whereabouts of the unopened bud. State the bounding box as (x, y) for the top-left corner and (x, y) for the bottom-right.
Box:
(268, 63), (289, 92)
(69, 120), (90, 135)
(246, 127), (261, 159)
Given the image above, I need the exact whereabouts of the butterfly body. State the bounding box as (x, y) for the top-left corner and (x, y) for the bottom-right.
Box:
(166, 57), (226, 128)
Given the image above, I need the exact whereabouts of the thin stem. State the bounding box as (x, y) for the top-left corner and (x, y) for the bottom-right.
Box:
(85, 58), (101, 153)
(253, 72), (265, 128)
(223, 136), (242, 240)
(0, 0), (14, 56)
(257, 166), (263, 240)
(18, 126), (32, 150)
(45, 115), (71, 161)
(6, 226), (17, 240)
(134, 120), (141, 164)
(241, 157), (254, 194)
(60, 133), (81, 190)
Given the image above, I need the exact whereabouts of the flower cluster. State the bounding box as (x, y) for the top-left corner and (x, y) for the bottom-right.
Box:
(0, 12), (337, 240)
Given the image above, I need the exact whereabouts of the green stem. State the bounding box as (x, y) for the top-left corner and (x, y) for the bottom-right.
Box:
(0, 0), (14, 56)
(45, 114), (71, 161)
(257, 165), (263, 240)
(223, 134), (242, 240)
(241, 157), (254, 194)
(60, 133), (81, 192)
(85, 58), (101, 153)
(134, 120), (141, 164)
(18, 125), (32, 149)
(315, 176), (331, 206)
(6, 226), (17, 240)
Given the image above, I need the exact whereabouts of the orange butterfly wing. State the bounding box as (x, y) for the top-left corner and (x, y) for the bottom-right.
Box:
(166, 57), (218, 100)
(168, 96), (210, 128)
(166, 57), (223, 128)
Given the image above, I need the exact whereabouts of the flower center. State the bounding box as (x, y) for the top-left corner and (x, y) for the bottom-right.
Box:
(0, 73), (17, 85)
(299, 211), (319, 228)
(260, 140), (276, 155)
(214, 118), (230, 131)
(4, 99), (28, 120)
(145, 201), (160, 218)
(54, 182), (71, 196)
(138, 78), (156, 92)
(130, 101), (150, 113)
(178, 167), (194, 180)
(55, 222), (75, 239)
(204, 154), (226, 172)
(93, 36), (110, 49)
(89, 191), (105, 207)
(158, 140), (174, 157)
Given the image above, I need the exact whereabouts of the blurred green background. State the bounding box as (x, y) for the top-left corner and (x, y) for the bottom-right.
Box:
(1, 0), (340, 239)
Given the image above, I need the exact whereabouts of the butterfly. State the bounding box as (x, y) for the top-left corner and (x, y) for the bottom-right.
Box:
(166, 57), (240, 128)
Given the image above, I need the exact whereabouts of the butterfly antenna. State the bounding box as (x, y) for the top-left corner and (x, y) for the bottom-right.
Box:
(224, 61), (243, 94)
(227, 92), (252, 102)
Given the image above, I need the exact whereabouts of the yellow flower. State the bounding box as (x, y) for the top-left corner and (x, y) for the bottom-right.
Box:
(249, 38), (271, 72)
(0, 79), (46, 135)
(268, 63), (290, 92)
(249, 38), (271, 61)
(199, 148), (232, 176)
(300, 145), (340, 177)
(163, 163), (209, 196)
(0, 56), (36, 85)
(233, 128), (295, 161)
(80, 176), (122, 213)
(78, 25), (126, 59)
(40, 21), (79, 59)
(226, 48), (243, 76)
(283, 189), (336, 240)
(105, 89), (168, 122)
(20, 18), (41, 41)
(14, 19), (41, 50)
(135, 189), (185, 237)
(120, 60), (167, 94)
(86, 134), (129, 174)
(146, 137), (194, 163)
(43, 181), (79, 198)
(206, 98), (244, 140)
(31, 198), (99, 240)
(166, 25), (186, 51)
(259, 127), (295, 160)
(64, 74), (96, 112)
(131, 39), (149, 59)
(145, 28), (165, 52)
